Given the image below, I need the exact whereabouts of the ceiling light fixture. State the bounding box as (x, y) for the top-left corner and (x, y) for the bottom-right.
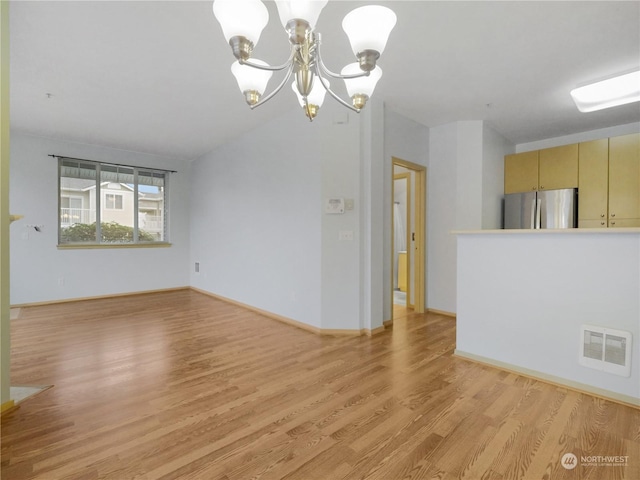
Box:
(570, 70), (640, 113)
(213, 0), (396, 121)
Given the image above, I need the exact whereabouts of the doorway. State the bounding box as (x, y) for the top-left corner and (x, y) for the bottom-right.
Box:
(393, 173), (410, 310)
(391, 158), (426, 320)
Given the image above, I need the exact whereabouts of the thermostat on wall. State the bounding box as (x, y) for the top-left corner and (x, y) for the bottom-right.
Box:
(325, 198), (345, 214)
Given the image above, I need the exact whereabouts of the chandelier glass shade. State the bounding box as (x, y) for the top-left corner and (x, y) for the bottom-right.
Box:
(231, 59), (273, 106)
(212, 0), (396, 120)
(341, 63), (382, 109)
(292, 78), (328, 119)
(212, 0), (268, 45)
(342, 6), (396, 58)
(275, 0), (327, 30)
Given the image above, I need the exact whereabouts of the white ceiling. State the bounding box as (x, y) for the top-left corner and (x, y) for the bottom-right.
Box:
(9, 1), (640, 161)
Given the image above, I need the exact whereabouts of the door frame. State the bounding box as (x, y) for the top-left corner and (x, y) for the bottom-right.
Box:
(391, 157), (426, 315)
(1, 0), (12, 411)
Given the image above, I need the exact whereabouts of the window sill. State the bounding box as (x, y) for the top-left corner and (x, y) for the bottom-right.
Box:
(57, 242), (172, 250)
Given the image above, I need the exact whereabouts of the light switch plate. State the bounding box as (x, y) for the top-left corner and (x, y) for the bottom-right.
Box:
(344, 199), (354, 211)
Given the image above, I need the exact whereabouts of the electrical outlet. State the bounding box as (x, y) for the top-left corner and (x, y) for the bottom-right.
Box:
(339, 230), (354, 241)
(57, 276), (64, 286)
(195, 262), (200, 273)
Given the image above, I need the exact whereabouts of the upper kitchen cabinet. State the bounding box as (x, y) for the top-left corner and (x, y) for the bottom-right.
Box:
(504, 144), (578, 194)
(608, 133), (640, 227)
(504, 151), (538, 194)
(505, 133), (640, 228)
(538, 144), (578, 190)
(578, 139), (609, 227)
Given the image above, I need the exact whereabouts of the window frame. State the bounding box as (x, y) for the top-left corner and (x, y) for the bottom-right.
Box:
(104, 193), (124, 210)
(61, 195), (83, 209)
(57, 157), (171, 248)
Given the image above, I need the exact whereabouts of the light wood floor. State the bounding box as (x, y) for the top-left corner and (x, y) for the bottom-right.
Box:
(2, 289), (639, 479)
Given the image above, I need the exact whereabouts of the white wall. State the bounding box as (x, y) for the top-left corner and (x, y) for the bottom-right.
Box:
(323, 105), (364, 330)
(359, 99), (386, 332)
(383, 108), (428, 320)
(428, 123), (458, 313)
(428, 121), (485, 313)
(190, 101), (381, 331)
(482, 125), (512, 229)
(457, 232), (640, 402)
(189, 108), (324, 327)
(9, 132), (190, 305)
(456, 121), (484, 230)
(428, 121), (513, 314)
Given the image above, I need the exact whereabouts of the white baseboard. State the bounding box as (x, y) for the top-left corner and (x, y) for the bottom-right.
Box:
(191, 287), (383, 337)
(10, 286), (190, 308)
(454, 350), (639, 409)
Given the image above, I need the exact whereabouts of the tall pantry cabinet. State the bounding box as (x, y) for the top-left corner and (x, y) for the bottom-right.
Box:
(578, 139), (609, 227)
(578, 133), (640, 228)
(608, 133), (640, 227)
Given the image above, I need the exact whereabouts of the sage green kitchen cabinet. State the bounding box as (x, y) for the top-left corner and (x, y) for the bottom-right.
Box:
(504, 151), (539, 194)
(608, 133), (640, 227)
(504, 144), (578, 194)
(578, 139), (609, 228)
(538, 144), (578, 190)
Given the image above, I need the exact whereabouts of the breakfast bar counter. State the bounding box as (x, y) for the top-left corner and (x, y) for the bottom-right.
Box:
(454, 228), (640, 406)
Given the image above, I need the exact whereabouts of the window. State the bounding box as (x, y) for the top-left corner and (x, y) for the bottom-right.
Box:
(105, 194), (123, 210)
(58, 157), (170, 245)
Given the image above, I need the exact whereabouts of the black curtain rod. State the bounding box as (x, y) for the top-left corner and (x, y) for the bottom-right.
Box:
(49, 154), (178, 173)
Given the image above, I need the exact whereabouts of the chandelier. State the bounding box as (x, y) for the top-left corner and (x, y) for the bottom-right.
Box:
(213, 0), (396, 120)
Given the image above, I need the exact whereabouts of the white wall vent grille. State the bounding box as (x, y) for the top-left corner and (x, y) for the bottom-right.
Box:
(579, 325), (632, 377)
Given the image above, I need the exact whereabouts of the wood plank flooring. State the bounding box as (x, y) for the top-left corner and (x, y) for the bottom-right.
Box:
(2, 289), (639, 479)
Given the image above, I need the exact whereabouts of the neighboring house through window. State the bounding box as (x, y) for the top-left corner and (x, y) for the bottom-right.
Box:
(57, 157), (171, 245)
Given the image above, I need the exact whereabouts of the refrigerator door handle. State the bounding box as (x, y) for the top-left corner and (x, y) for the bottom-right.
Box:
(535, 198), (542, 229)
(530, 198), (536, 229)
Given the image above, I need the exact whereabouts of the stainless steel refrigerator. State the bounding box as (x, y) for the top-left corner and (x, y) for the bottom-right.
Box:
(504, 188), (577, 229)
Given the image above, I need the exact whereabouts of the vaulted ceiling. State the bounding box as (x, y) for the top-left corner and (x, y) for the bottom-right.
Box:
(9, 1), (640, 161)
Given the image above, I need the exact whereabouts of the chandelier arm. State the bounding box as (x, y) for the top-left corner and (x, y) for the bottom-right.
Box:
(314, 33), (370, 80)
(249, 63), (295, 110)
(314, 69), (360, 113)
(317, 58), (370, 80)
(239, 47), (296, 72)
